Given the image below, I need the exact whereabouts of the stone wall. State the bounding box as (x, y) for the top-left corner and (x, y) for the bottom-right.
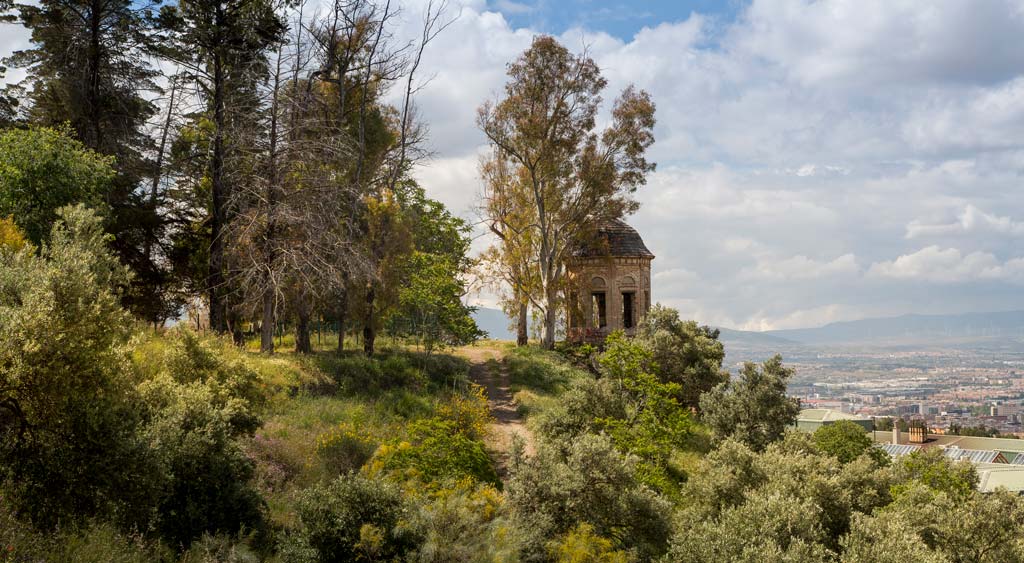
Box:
(565, 256), (652, 343)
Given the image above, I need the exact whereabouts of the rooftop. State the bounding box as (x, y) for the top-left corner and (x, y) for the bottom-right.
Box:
(871, 431), (1024, 453)
(976, 464), (1024, 493)
(798, 409), (872, 422)
(570, 219), (654, 259)
(878, 443), (1008, 464)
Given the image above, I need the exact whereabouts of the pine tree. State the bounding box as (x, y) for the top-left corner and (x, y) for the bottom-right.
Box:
(4, 0), (176, 323)
(157, 0), (286, 333)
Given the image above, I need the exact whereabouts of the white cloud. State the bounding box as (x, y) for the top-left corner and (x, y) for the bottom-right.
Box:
(740, 253), (860, 281)
(732, 0), (1024, 88)
(866, 246), (1024, 284)
(907, 205), (1024, 239)
(8, 0), (1024, 330)
(740, 304), (861, 332)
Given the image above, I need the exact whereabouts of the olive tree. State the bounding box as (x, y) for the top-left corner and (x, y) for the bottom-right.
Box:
(700, 354), (801, 451)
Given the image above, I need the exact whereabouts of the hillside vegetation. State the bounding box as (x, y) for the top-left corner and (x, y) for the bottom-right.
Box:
(5, 211), (1024, 562)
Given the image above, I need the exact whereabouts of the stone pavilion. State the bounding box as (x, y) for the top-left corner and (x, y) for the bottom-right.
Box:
(565, 219), (654, 344)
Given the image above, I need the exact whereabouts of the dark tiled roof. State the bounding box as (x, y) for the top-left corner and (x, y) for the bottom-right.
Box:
(571, 219), (654, 259)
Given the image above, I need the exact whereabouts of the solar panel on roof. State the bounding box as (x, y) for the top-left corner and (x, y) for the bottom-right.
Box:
(879, 444), (920, 457)
(941, 447), (1005, 464)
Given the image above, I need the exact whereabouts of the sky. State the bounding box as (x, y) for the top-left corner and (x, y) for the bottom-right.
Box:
(4, 0), (1024, 331)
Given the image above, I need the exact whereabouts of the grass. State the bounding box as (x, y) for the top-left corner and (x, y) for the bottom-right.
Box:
(501, 344), (591, 427)
(234, 343), (477, 530)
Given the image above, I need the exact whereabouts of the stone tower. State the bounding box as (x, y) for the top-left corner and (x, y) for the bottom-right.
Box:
(565, 219), (654, 344)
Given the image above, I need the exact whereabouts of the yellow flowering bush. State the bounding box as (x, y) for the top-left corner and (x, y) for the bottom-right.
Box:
(436, 384), (493, 440)
(548, 523), (630, 563)
(315, 423), (378, 475)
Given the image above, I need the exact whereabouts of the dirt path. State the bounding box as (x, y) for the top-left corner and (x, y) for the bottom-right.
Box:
(459, 345), (536, 474)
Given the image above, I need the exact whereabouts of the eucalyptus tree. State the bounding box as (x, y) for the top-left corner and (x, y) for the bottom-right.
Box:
(478, 36), (657, 349)
(479, 148), (539, 346)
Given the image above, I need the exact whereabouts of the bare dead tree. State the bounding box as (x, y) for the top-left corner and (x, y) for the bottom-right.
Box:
(223, 0), (455, 355)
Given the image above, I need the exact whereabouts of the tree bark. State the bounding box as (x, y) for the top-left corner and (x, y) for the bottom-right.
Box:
(516, 299), (528, 347)
(208, 10), (228, 334)
(363, 286), (376, 357)
(542, 285), (557, 350)
(295, 297), (312, 354)
(336, 286), (348, 353)
(260, 287), (275, 353)
(87, 0), (103, 150)
(260, 53), (283, 354)
(148, 75), (177, 262)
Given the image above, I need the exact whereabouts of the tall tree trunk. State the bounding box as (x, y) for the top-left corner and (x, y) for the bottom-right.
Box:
(231, 313), (244, 346)
(295, 296), (312, 354)
(260, 287), (275, 353)
(147, 75), (177, 262)
(208, 15), (228, 334)
(337, 286), (347, 353)
(542, 286), (557, 350)
(516, 298), (528, 347)
(363, 286), (376, 357)
(87, 0), (103, 150)
(260, 53), (283, 354)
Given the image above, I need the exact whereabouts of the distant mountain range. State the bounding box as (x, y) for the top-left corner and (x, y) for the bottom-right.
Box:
(471, 307), (517, 341)
(762, 310), (1024, 346)
(473, 307), (1024, 347)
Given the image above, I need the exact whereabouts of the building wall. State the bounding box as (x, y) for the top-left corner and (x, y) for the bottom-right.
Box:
(795, 419), (874, 433)
(565, 256), (652, 343)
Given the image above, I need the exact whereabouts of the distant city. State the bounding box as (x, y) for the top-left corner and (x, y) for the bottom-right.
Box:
(716, 310), (1024, 437)
(475, 308), (1024, 437)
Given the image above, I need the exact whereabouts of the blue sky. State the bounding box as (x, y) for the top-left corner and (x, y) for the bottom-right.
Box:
(488, 0), (745, 40)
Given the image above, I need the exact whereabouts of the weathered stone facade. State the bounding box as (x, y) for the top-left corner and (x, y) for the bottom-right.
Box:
(565, 220), (653, 344)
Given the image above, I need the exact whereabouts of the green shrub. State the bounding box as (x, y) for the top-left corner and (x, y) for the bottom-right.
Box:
(138, 330), (266, 436)
(505, 347), (576, 394)
(635, 304), (728, 410)
(435, 384), (493, 441)
(179, 533), (260, 563)
(534, 377), (626, 442)
(367, 418), (498, 487)
(407, 352), (470, 386)
(506, 433), (672, 560)
(377, 388), (436, 420)
(315, 423), (378, 476)
(554, 341), (599, 369)
(245, 432), (306, 493)
(379, 355), (429, 389)
(813, 420), (888, 466)
(548, 523), (630, 563)
(890, 448), (978, 500)
(0, 126), (112, 244)
(699, 354), (801, 452)
(405, 480), (524, 562)
(320, 354), (429, 393)
(0, 205), (161, 529)
(318, 355), (382, 390)
(139, 376), (265, 548)
(0, 216), (27, 253)
(0, 505), (170, 563)
(293, 474), (416, 562)
(673, 437), (894, 558)
(842, 485), (1024, 563)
